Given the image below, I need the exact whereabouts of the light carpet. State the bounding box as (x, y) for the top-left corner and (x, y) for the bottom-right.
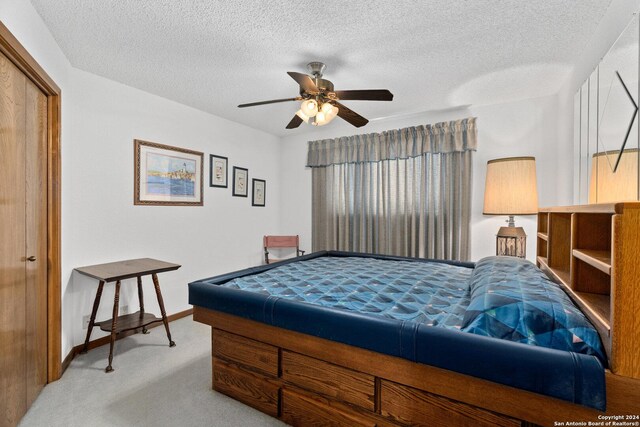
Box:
(19, 315), (285, 427)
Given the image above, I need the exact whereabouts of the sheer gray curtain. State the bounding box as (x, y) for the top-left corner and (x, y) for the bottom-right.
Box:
(308, 118), (477, 261)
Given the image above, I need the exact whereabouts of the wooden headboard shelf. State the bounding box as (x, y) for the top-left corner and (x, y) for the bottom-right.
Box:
(537, 202), (640, 379)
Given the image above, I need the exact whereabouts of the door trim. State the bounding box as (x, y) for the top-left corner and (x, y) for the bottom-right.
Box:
(0, 21), (62, 382)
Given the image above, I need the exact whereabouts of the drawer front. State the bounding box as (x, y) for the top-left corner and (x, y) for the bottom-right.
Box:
(213, 329), (278, 376)
(281, 388), (376, 427)
(213, 358), (279, 417)
(380, 380), (520, 427)
(282, 350), (375, 411)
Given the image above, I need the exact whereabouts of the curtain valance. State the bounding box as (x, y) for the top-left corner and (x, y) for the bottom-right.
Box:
(306, 117), (477, 167)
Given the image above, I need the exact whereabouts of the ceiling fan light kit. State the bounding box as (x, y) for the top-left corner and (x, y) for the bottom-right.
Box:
(300, 99), (318, 117)
(238, 62), (394, 129)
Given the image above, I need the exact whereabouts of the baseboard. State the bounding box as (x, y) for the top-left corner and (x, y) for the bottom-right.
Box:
(59, 308), (193, 378)
(60, 346), (75, 375)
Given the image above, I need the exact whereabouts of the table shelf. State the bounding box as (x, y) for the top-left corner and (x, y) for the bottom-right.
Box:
(96, 311), (163, 334)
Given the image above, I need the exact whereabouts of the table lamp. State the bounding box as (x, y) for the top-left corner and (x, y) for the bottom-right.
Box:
(483, 156), (539, 258)
(588, 149), (639, 203)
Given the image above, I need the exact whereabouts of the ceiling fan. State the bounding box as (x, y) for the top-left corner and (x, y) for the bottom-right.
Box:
(238, 62), (394, 129)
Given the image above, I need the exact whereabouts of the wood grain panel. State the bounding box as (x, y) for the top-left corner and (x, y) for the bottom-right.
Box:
(46, 93), (61, 382)
(380, 380), (520, 427)
(195, 308), (640, 426)
(282, 350), (375, 410)
(548, 213), (571, 273)
(0, 50), (27, 427)
(572, 249), (611, 275)
(539, 203), (618, 213)
(212, 358), (279, 417)
(611, 209), (640, 378)
(24, 78), (48, 408)
(74, 258), (180, 282)
(281, 388), (375, 427)
(213, 329), (278, 377)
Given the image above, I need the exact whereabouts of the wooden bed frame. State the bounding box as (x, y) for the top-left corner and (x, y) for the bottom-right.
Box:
(193, 203), (640, 427)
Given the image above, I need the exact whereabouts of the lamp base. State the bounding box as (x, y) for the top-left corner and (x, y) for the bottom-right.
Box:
(496, 226), (527, 258)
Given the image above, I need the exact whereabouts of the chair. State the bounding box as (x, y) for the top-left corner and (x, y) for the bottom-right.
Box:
(263, 235), (305, 264)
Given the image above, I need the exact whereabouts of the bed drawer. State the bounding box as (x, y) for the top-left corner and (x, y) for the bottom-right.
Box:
(212, 328), (278, 376)
(281, 388), (376, 427)
(281, 350), (375, 411)
(380, 380), (520, 427)
(212, 358), (279, 417)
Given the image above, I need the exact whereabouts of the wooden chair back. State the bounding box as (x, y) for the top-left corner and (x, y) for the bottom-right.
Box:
(263, 235), (304, 264)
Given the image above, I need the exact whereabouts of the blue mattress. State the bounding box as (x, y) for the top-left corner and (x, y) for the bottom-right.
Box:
(223, 256), (471, 327)
(189, 251), (606, 410)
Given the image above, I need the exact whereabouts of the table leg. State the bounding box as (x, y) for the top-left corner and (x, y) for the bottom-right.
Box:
(81, 280), (104, 354)
(105, 280), (121, 373)
(152, 273), (175, 347)
(137, 276), (149, 334)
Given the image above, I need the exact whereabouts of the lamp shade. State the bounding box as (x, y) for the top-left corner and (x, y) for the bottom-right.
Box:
(588, 149), (639, 203)
(483, 156), (538, 215)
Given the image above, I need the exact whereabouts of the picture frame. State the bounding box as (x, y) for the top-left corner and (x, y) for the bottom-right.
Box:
(209, 154), (228, 188)
(252, 179), (266, 207)
(232, 166), (249, 197)
(134, 139), (203, 206)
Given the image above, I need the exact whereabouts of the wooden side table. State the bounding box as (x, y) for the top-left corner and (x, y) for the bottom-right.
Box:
(74, 258), (181, 372)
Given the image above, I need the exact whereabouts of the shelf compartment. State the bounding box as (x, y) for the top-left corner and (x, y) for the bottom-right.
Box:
(538, 212), (549, 234)
(537, 232), (548, 241)
(537, 238), (548, 258)
(537, 256), (569, 286)
(96, 311), (162, 334)
(572, 257), (611, 295)
(572, 249), (611, 275)
(575, 292), (611, 333)
(547, 213), (572, 273)
(537, 257), (610, 336)
(572, 213), (612, 252)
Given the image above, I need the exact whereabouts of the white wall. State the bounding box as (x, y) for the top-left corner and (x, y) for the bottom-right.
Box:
(66, 69), (282, 348)
(1, 1), (283, 360)
(279, 95), (561, 263)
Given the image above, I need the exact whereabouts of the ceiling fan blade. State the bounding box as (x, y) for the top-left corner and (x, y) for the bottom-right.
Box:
(238, 97), (300, 108)
(334, 89), (394, 101)
(286, 114), (303, 129)
(287, 71), (319, 94)
(334, 102), (369, 127)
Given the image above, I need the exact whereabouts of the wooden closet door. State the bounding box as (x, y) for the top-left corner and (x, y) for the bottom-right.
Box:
(0, 50), (48, 426)
(0, 51), (28, 427)
(25, 77), (48, 407)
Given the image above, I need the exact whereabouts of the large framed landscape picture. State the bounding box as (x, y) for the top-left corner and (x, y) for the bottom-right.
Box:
(134, 139), (204, 206)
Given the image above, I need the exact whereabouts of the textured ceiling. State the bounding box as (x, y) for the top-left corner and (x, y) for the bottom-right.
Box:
(30, 0), (612, 137)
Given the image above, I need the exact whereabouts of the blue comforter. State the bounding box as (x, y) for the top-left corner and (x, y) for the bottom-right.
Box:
(223, 255), (605, 363)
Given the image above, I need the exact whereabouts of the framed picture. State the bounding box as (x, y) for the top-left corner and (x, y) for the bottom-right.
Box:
(134, 139), (203, 206)
(252, 179), (266, 207)
(232, 166), (249, 197)
(209, 154), (228, 188)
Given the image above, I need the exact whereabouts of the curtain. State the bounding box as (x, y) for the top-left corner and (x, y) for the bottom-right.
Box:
(308, 117), (477, 261)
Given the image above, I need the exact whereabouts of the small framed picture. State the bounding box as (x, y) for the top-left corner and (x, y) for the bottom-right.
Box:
(232, 166), (249, 197)
(134, 139), (203, 206)
(252, 179), (266, 207)
(209, 154), (228, 188)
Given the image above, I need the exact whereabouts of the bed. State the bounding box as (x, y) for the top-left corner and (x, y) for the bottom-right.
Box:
(189, 205), (640, 427)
